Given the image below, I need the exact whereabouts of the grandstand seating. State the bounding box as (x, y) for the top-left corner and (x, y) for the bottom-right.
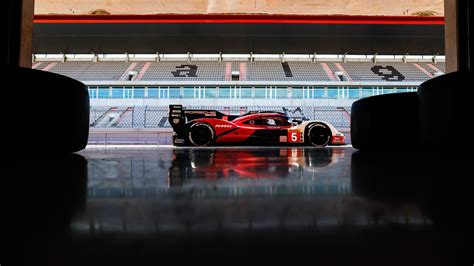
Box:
(426, 63), (446, 73)
(90, 106), (111, 126)
(342, 63), (429, 81)
(90, 106), (351, 129)
(32, 62), (46, 70)
(141, 62), (226, 81)
(144, 106), (169, 128)
(44, 61), (445, 82)
(290, 62), (332, 81)
(131, 106), (146, 128)
(434, 63), (446, 73)
(246, 62), (289, 81)
(49, 62), (133, 81)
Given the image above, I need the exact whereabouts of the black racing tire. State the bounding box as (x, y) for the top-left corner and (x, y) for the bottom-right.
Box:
(306, 123), (332, 147)
(188, 122), (215, 147)
(351, 92), (418, 151)
(418, 69), (472, 151)
(6, 65), (89, 153)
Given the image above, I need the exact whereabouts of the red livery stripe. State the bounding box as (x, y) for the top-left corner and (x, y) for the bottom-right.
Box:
(34, 14), (445, 25)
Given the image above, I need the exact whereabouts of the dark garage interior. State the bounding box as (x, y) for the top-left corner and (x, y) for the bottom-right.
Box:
(7, 0), (472, 265)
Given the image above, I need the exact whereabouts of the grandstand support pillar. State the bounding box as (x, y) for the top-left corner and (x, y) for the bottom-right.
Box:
(445, 0), (472, 72)
(445, 0), (459, 72)
(6, 0), (34, 68)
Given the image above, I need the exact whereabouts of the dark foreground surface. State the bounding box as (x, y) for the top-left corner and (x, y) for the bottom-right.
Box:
(12, 147), (471, 265)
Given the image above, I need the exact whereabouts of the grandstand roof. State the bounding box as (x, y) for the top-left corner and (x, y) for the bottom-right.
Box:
(33, 15), (444, 54)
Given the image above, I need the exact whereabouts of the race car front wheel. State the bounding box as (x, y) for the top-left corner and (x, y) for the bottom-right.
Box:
(188, 122), (215, 146)
(307, 123), (331, 147)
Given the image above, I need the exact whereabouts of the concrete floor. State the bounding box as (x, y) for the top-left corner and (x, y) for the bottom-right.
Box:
(13, 147), (471, 265)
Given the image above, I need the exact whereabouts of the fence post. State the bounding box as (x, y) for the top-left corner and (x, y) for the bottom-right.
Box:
(132, 107), (134, 128)
(144, 106), (148, 128)
(340, 109), (343, 128)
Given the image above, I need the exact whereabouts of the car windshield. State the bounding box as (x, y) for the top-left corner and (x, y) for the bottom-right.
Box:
(281, 116), (291, 126)
(263, 116), (292, 126)
(242, 115), (292, 126)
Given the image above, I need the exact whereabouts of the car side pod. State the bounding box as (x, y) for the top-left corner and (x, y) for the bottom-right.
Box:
(6, 65), (89, 153)
(418, 69), (473, 152)
(351, 92), (419, 151)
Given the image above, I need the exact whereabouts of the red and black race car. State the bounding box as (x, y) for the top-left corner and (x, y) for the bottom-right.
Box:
(169, 105), (345, 147)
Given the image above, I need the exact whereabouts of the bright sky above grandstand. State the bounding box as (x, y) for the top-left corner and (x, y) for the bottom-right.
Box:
(35, 0), (444, 16)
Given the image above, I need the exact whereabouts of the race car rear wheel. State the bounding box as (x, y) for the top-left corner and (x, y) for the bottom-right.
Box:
(188, 122), (215, 146)
(307, 123), (331, 147)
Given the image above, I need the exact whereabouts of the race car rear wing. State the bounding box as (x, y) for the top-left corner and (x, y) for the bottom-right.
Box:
(168, 105), (239, 132)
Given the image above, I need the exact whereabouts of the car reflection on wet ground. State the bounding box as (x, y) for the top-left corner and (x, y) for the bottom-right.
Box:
(14, 147), (470, 265)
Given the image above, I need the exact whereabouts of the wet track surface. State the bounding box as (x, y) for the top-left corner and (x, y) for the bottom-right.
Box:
(13, 147), (471, 265)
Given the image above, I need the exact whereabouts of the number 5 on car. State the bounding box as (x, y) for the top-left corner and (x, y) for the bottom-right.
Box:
(288, 130), (301, 143)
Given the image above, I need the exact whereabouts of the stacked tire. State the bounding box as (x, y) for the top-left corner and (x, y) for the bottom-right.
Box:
(7, 65), (90, 153)
(351, 69), (472, 152)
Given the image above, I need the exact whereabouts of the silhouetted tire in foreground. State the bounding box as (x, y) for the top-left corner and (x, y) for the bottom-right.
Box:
(418, 69), (473, 151)
(351, 92), (418, 151)
(6, 65), (89, 153)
